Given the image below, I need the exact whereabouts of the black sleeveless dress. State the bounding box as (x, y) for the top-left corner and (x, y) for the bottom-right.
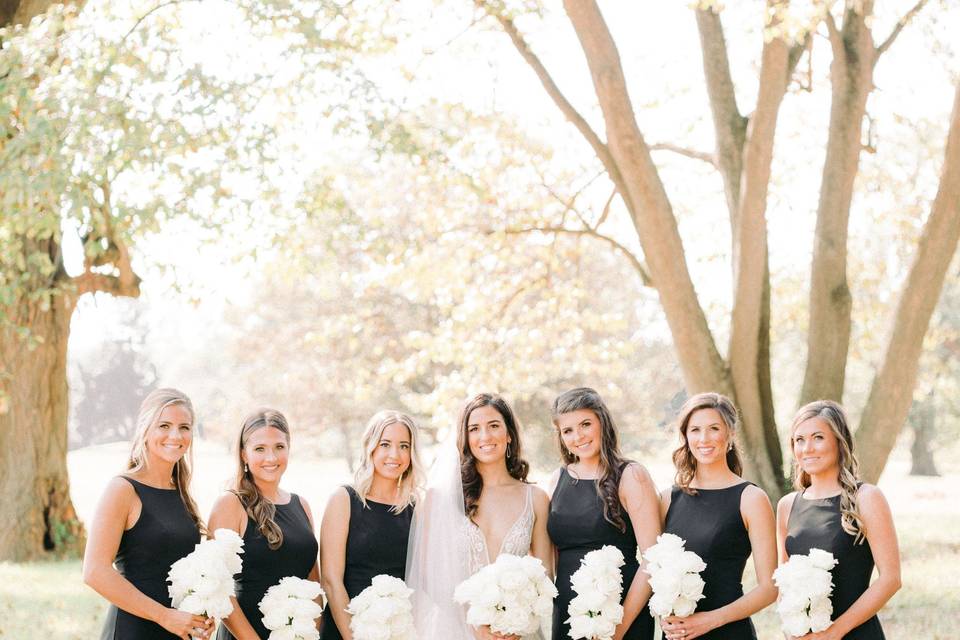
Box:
(663, 483), (757, 639)
(785, 490), (885, 639)
(547, 466), (654, 640)
(216, 495), (319, 639)
(100, 476), (201, 640)
(319, 486), (413, 640)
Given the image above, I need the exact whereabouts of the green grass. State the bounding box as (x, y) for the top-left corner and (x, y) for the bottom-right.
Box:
(3, 461), (958, 639)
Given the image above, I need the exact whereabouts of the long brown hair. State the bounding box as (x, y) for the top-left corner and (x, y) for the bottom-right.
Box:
(457, 393), (530, 521)
(790, 400), (866, 543)
(127, 388), (205, 535)
(232, 408), (290, 550)
(672, 392), (744, 494)
(551, 387), (631, 532)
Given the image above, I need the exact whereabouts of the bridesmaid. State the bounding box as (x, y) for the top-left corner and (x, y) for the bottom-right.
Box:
(658, 393), (777, 640)
(777, 401), (900, 640)
(319, 410), (425, 640)
(83, 388), (213, 640)
(208, 409), (320, 639)
(547, 387), (660, 640)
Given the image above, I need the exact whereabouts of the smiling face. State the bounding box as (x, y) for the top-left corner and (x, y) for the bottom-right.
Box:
(370, 421), (412, 482)
(556, 408), (602, 462)
(242, 426), (289, 485)
(792, 416), (840, 477)
(466, 404), (511, 465)
(685, 408), (730, 467)
(145, 403), (193, 466)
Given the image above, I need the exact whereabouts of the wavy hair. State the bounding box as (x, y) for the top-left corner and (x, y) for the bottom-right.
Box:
(127, 388), (205, 534)
(672, 392), (744, 495)
(551, 387), (631, 532)
(353, 410), (425, 514)
(232, 408), (291, 550)
(457, 393), (530, 521)
(790, 400), (866, 543)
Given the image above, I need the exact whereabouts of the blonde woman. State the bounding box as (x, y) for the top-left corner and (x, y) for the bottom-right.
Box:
(83, 388), (213, 640)
(776, 401), (901, 640)
(208, 409), (320, 639)
(319, 410), (424, 640)
(658, 393), (777, 640)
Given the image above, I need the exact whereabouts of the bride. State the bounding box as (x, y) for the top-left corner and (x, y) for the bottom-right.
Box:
(407, 393), (553, 640)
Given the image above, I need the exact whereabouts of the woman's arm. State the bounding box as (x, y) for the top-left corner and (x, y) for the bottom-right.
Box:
(530, 486), (554, 578)
(319, 488), (354, 640)
(82, 477), (211, 640)
(208, 494), (259, 640)
(615, 464), (661, 640)
(664, 485), (779, 640)
(803, 485), (900, 640)
(775, 492), (797, 565)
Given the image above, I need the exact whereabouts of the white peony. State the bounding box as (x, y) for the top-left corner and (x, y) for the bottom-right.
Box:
(565, 545), (625, 640)
(772, 549), (837, 636)
(642, 534), (706, 618)
(454, 554), (557, 637)
(167, 528), (245, 636)
(258, 576), (325, 640)
(346, 574), (415, 640)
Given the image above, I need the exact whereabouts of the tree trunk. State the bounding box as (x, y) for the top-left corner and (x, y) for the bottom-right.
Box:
(856, 84), (960, 482)
(0, 292), (83, 560)
(909, 393), (939, 477)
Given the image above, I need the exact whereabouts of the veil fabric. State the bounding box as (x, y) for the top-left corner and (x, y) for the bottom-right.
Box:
(406, 436), (473, 638)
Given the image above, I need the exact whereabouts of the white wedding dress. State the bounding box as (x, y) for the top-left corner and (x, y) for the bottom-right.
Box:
(464, 485), (545, 640)
(406, 443), (548, 640)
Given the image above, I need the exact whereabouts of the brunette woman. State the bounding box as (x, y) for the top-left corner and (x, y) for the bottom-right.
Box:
(777, 401), (900, 640)
(83, 388), (213, 640)
(319, 410), (425, 640)
(659, 393), (777, 640)
(547, 387), (660, 640)
(208, 409), (319, 639)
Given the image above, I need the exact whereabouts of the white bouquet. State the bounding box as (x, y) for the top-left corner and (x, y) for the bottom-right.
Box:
(167, 528), (245, 631)
(258, 576), (325, 640)
(566, 545), (625, 640)
(346, 574), (416, 640)
(642, 533), (706, 618)
(772, 548), (838, 636)
(453, 553), (558, 637)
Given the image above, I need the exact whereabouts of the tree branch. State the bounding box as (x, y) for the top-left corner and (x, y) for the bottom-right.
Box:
(695, 7), (747, 221)
(475, 0), (632, 210)
(649, 142), (717, 167)
(876, 0), (929, 57)
(501, 225), (653, 287)
(857, 83), (960, 482)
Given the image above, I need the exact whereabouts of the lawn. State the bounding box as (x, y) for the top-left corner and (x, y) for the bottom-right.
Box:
(0, 449), (956, 639)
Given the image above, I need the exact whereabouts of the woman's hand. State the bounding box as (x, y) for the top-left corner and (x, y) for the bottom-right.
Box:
(661, 610), (722, 640)
(473, 625), (520, 640)
(795, 626), (842, 640)
(157, 608), (213, 639)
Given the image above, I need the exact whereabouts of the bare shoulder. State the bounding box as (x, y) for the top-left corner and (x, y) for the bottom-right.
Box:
(211, 491), (245, 515)
(104, 476), (137, 500)
(776, 490), (799, 518)
(741, 483), (773, 508)
(324, 486), (351, 514)
(530, 484), (550, 510)
(545, 467), (562, 497)
(855, 483), (889, 510)
(297, 494), (314, 516)
(621, 462), (656, 491)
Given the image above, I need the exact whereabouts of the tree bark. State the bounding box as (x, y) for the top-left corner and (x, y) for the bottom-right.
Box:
(908, 392), (939, 477)
(0, 291), (83, 560)
(856, 83), (960, 482)
(800, 5), (875, 405)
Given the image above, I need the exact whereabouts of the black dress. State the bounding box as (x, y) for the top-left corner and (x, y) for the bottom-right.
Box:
(785, 490), (885, 640)
(319, 486), (413, 640)
(100, 476), (201, 640)
(216, 495), (319, 639)
(663, 483), (757, 639)
(547, 466), (654, 640)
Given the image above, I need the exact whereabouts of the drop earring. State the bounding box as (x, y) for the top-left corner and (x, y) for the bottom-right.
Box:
(506, 442), (512, 458)
(244, 463), (249, 473)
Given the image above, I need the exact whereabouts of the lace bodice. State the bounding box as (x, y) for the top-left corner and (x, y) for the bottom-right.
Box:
(464, 484), (535, 573)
